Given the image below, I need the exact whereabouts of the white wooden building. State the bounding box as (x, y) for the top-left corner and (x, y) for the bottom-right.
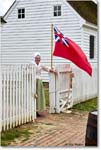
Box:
(0, 1), (98, 130)
(1, 16), (6, 91)
(1, 0), (97, 81)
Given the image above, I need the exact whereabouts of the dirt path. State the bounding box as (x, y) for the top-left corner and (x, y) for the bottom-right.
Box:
(10, 109), (88, 147)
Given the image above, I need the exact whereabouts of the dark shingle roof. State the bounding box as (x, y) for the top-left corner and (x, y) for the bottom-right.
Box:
(67, 1), (97, 25)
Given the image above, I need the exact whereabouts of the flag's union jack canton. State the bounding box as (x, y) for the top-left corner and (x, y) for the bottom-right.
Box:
(54, 27), (69, 47)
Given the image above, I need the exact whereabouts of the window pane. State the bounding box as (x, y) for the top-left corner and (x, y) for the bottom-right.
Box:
(22, 14), (25, 18)
(18, 14), (21, 19)
(90, 35), (94, 59)
(54, 6), (57, 11)
(18, 9), (21, 14)
(22, 9), (25, 13)
(54, 12), (57, 16)
(58, 6), (61, 11)
(58, 11), (61, 16)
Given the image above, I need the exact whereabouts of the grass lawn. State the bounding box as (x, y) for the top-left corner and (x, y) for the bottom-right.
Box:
(72, 97), (97, 112)
(1, 128), (31, 146)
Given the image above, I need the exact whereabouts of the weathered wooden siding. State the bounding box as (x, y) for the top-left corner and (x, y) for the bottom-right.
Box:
(1, 0), (83, 81)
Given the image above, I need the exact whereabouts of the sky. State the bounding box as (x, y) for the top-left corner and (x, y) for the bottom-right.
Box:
(0, 0), (15, 16)
(0, 0), (98, 16)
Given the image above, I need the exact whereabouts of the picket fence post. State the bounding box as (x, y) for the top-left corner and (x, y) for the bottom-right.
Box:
(1, 64), (36, 131)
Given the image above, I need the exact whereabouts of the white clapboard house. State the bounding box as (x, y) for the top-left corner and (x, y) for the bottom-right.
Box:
(1, 0), (97, 81)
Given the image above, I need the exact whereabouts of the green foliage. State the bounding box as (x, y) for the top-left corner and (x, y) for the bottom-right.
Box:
(72, 97), (97, 112)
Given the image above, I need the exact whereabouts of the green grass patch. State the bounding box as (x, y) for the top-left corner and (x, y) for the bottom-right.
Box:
(72, 97), (97, 112)
(1, 128), (31, 146)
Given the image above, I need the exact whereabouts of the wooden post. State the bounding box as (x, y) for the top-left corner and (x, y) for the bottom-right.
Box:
(51, 24), (53, 68)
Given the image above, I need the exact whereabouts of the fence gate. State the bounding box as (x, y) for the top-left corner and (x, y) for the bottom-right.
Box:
(49, 64), (73, 113)
(1, 64), (36, 131)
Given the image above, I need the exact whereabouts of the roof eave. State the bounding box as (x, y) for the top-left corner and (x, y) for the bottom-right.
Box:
(83, 21), (97, 30)
(0, 17), (7, 23)
(64, 0), (86, 27)
(79, 19), (86, 28)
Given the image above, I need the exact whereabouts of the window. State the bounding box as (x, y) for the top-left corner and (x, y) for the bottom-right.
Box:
(18, 8), (25, 19)
(89, 35), (95, 59)
(54, 5), (61, 16)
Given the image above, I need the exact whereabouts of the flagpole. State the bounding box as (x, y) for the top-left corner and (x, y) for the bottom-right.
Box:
(51, 24), (57, 113)
(51, 24), (53, 68)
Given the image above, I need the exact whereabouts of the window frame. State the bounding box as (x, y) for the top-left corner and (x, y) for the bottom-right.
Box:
(53, 5), (61, 17)
(18, 8), (25, 19)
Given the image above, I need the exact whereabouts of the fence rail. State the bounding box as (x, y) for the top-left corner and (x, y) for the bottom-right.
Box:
(1, 64), (36, 131)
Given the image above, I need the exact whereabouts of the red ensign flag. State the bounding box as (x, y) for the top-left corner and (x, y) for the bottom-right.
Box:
(53, 27), (92, 76)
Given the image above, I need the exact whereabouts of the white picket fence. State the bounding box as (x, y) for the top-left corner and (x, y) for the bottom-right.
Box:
(72, 64), (97, 104)
(1, 63), (97, 131)
(1, 64), (36, 131)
